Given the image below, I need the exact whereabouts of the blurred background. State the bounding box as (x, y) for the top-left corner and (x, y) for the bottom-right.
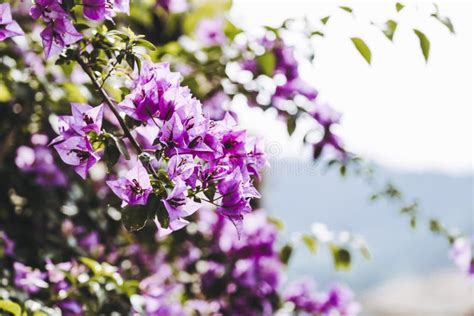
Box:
(231, 1), (473, 315)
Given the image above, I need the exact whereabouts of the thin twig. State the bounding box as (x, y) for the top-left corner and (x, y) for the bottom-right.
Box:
(76, 55), (159, 178)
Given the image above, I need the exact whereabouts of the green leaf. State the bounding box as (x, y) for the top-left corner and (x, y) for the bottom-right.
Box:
(0, 84), (11, 102)
(350, 37), (371, 64)
(114, 137), (130, 160)
(204, 186), (216, 202)
(301, 234), (317, 254)
(339, 6), (353, 13)
(431, 7), (455, 34)
(103, 138), (121, 172)
(267, 216), (284, 231)
(122, 204), (149, 232)
(330, 245), (351, 270)
(126, 54), (135, 70)
(0, 300), (22, 316)
(413, 29), (430, 62)
(286, 116), (297, 136)
(383, 20), (398, 41)
(80, 257), (102, 274)
(279, 244), (293, 265)
(136, 39), (156, 51)
(256, 52), (276, 77)
(156, 200), (170, 229)
(396, 3), (404, 12)
(311, 31), (324, 37)
(320, 16), (330, 25)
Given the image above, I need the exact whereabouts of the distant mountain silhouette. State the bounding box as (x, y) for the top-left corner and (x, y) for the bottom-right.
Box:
(261, 159), (474, 291)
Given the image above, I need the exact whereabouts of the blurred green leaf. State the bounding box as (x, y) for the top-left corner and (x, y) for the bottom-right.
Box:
(0, 300), (22, 316)
(256, 52), (276, 77)
(413, 29), (430, 62)
(350, 37), (371, 64)
(0, 84), (11, 102)
(279, 244), (293, 265)
(122, 204), (149, 232)
(339, 6), (353, 13)
(383, 20), (398, 41)
(301, 234), (317, 254)
(396, 3), (404, 12)
(431, 5), (455, 34)
(320, 16), (330, 25)
(287, 116), (297, 136)
(330, 245), (351, 270)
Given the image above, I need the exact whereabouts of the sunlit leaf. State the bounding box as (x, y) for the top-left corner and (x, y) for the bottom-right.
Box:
(0, 300), (22, 316)
(382, 20), (398, 41)
(256, 52), (276, 77)
(413, 29), (430, 62)
(396, 3), (404, 12)
(350, 37), (371, 64)
(339, 6), (353, 13)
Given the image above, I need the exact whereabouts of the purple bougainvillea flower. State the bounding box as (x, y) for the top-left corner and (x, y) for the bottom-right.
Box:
(83, 0), (106, 21)
(0, 231), (15, 256)
(450, 237), (474, 277)
(56, 299), (83, 316)
(106, 162), (152, 206)
(70, 103), (104, 134)
(54, 136), (99, 179)
(311, 103), (342, 127)
(202, 91), (230, 121)
(195, 18), (226, 46)
(162, 179), (200, 221)
(40, 17), (82, 59)
(29, 0), (67, 22)
(83, 0), (129, 21)
(0, 4), (24, 41)
(157, 0), (188, 13)
(13, 262), (48, 294)
(167, 153), (197, 183)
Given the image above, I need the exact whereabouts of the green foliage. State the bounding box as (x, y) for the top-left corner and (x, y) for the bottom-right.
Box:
(413, 29), (430, 62)
(339, 6), (353, 14)
(256, 52), (276, 77)
(0, 300), (22, 316)
(286, 116), (297, 136)
(431, 4), (455, 34)
(330, 244), (351, 270)
(279, 244), (293, 265)
(350, 37), (371, 64)
(383, 20), (398, 41)
(396, 3), (405, 12)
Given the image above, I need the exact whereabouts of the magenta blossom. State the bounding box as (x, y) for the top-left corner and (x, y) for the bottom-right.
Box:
(69, 103), (104, 134)
(40, 17), (83, 59)
(83, 0), (130, 21)
(54, 136), (100, 179)
(13, 262), (48, 294)
(449, 236), (474, 277)
(30, 0), (68, 22)
(107, 162), (152, 206)
(195, 18), (226, 46)
(0, 4), (24, 41)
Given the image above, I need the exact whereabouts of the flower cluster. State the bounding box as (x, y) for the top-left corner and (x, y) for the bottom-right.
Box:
(82, 0), (129, 21)
(15, 134), (68, 187)
(449, 236), (474, 278)
(29, 0), (82, 59)
(131, 210), (360, 316)
(285, 281), (361, 316)
(0, 4), (24, 41)
(52, 103), (104, 179)
(108, 61), (265, 235)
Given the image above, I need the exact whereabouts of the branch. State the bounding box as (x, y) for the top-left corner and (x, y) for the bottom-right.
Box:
(76, 55), (159, 177)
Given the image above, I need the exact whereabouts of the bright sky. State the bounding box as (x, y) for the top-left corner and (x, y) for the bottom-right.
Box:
(231, 1), (473, 175)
